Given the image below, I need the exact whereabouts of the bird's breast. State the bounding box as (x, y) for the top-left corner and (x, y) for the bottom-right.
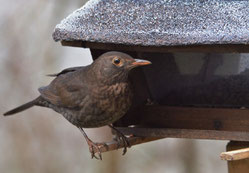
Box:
(78, 82), (133, 127)
(96, 82), (133, 112)
(91, 82), (131, 99)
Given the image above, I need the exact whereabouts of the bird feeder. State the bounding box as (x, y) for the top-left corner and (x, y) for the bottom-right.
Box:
(53, 0), (249, 171)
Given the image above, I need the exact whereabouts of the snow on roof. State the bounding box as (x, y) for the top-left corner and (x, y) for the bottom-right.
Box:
(53, 0), (249, 46)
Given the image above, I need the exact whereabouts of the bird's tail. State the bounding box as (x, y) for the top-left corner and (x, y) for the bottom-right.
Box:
(3, 97), (40, 116)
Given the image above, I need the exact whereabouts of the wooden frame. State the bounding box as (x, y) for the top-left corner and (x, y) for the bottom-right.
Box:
(61, 41), (249, 53)
(116, 106), (249, 141)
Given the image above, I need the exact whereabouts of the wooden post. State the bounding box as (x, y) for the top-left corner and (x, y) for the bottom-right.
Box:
(226, 141), (249, 173)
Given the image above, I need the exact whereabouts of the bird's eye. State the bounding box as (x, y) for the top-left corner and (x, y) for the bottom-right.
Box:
(113, 58), (120, 64)
(112, 57), (122, 66)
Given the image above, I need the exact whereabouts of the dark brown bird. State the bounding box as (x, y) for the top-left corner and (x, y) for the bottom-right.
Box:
(3, 51), (151, 160)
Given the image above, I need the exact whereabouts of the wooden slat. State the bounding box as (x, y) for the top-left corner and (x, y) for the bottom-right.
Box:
(226, 141), (249, 173)
(221, 148), (249, 161)
(61, 41), (249, 53)
(123, 106), (249, 132)
(117, 127), (249, 141)
(114, 106), (249, 141)
(92, 136), (161, 154)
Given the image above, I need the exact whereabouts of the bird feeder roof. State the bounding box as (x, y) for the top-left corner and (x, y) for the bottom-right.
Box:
(53, 0), (249, 47)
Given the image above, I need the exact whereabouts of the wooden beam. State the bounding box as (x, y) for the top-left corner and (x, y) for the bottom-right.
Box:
(61, 41), (249, 53)
(225, 141), (249, 173)
(221, 148), (249, 161)
(117, 127), (249, 141)
(121, 106), (249, 132)
(92, 136), (161, 154)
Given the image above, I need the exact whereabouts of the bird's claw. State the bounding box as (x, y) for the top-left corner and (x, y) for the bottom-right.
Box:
(109, 125), (131, 155)
(87, 141), (107, 160)
(114, 132), (130, 155)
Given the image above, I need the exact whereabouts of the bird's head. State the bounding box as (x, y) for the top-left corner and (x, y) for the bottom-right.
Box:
(91, 51), (151, 84)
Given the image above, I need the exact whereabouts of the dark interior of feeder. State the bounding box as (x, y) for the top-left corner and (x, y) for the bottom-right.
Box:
(90, 49), (249, 127)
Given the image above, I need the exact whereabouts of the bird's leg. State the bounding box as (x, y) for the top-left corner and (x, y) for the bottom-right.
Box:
(108, 125), (130, 155)
(78, 127), (106, 160)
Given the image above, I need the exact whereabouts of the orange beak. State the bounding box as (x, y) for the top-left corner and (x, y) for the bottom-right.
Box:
(131, 59), (152, 67)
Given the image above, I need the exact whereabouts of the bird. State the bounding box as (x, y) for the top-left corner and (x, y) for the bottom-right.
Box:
(3, 51), (151, 160)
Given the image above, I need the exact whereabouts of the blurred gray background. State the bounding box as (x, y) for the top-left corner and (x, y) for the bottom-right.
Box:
(0, 0), (228, 173)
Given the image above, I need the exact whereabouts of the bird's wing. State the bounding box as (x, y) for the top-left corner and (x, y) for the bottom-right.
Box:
(39, 67), (89, 108)
(46, 66), (83, 77)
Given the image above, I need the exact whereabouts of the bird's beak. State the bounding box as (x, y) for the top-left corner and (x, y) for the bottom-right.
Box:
(131, 59), (152, 67)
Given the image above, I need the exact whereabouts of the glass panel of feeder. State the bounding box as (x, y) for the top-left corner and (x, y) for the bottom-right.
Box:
(142, 53), (249, 108)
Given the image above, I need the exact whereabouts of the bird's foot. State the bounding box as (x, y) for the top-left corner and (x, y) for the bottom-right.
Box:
(109, 125), (130, 155)
(114, 133), (130, 155)
(86, 139), (108, 160)
(78, 127), (107, 160)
